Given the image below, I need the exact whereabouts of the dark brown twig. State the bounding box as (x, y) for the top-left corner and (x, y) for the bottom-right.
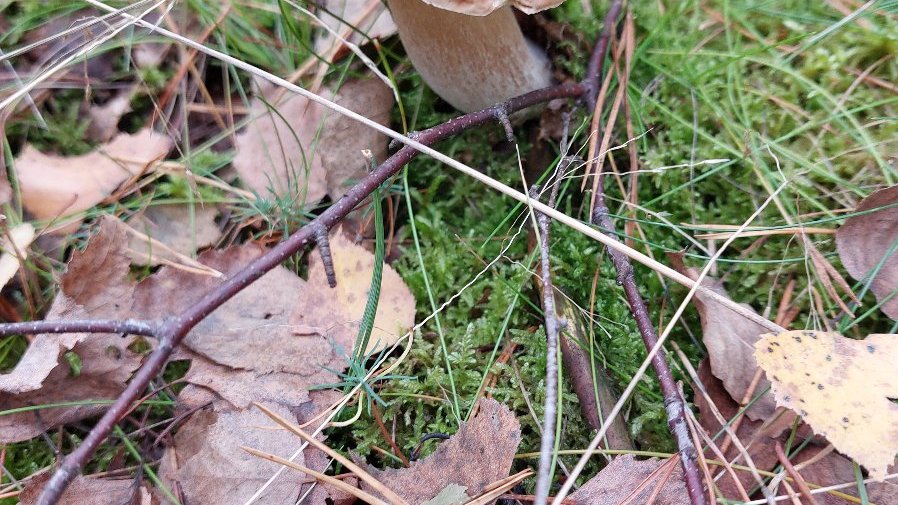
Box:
(583, 5), (707, 505)
(372, 403), (409, 467)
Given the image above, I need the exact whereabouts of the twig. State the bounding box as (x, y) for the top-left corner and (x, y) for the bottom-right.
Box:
(581, 3), (707, 504)
(372, 403), (409, 467)
(0, 319), (158, 338)
(774, 443), (821, 505)
(533, 201), (561, 505)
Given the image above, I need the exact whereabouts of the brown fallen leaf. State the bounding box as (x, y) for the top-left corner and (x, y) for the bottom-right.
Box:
(19, 473), (152, 505)
(85, 86), (136, 142)
(294, 228), (416, 355)
(836, 185), (898, 320)
(868, 463), (898, 505)
(789, 446), (858, 505)
(669, 252), (776, 420)
(233, 78), (392, 206)
(755, 330), (898, 480)
(314, 0), (397, 56)
(134, 243), (353, 377)
(233, 89), (327, 205)
(0, 217), (148, 442)
(318, 78), (394, 200)
(361, 398), (521, 504)
(16, 128), (171, 230)
(126, 204), (222, 266)
(0, 222), (35, 290)
(0, 218), (349, 441)
(159, 404), (307, 505)
(568, 454), (688, 505)
(693, 359), (781, 500)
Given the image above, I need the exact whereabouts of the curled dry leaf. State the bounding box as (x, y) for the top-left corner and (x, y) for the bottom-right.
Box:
(693, 359), (782, 500)
(232, 78), (392, 206)
(0, 217), (148, 442)
(159, 404), (306, 505)
(836, 185), (898, 320)
(361, 398), (521, 504)
(568, 454), (688, 505)
(755, 330), (898, 481)
(0, 222), (36, 290)
(126, 204), (222, 267)
(16, 128), (171, 230)
(85, 86), (136, 142)
(19, 473), (152, 505)
(314, 0), (397, 56)
(669, 252), (776, 420)
(294, 228), (416, 355)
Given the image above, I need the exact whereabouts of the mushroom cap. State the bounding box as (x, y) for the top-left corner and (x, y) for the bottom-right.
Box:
(421, 0), (565, 16)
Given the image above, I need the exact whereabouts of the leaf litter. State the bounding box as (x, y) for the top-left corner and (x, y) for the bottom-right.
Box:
(836, 184), (898, 320)
(359, 398), (521, 505)
(124, 203), (223, 271)
(19, 473), (153, 505)
(15, 128), (171, 231)
(0, 215), (416, 503)
(669, 252), (776, 420)
(0, 222), (35, 291)
(233, 77), (393, 206)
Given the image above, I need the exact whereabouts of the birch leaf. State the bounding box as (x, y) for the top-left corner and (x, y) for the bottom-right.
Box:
(755, 330), (898, 481)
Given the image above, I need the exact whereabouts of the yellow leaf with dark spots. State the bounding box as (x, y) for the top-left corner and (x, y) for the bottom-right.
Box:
(755, 330), (898, 481)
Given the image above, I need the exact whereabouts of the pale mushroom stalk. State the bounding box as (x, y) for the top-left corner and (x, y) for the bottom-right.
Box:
(387, 0), (561, 112)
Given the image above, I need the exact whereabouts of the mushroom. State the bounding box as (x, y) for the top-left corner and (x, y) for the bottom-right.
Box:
(387, 0), (564, 112)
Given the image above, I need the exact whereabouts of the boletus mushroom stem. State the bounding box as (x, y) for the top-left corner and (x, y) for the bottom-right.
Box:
(387, 0), (559, 112)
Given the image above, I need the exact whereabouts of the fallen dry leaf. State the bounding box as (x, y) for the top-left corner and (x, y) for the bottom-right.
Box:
(16, 128), (171, 229)
(0, 217), (147, 442)
(19, 473), (152, 505)
(0, 222), (35, 290)
(126, 204), (221, 266)
(85, 86), (136, 142)
(789, 446), (858, 505)
(361, 398), (520, 504)
(134, 243), (353, 377)
(669, 252), (776, 420)
(314, 0), (397, 56)
(233, 78), (392, 206)
(294, 228), (415, 355)
(318, 78), (394, 200)
(233, 90), (327, 205)
(568, 454), (688, 505)
(693, 359), (781, 500)
(755, 330), (898, 480)
(159, 404), (306, 504)
(836, 185), (898, 320)
(0, 217), (351, 441)
(868, 463), (898, 505)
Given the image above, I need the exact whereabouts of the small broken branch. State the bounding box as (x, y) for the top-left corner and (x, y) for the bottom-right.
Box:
(0, 319), (158, 338)
(533, 200), (562, 505)
(581, 3), (707, 505)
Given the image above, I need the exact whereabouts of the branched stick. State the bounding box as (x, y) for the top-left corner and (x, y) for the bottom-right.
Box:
(583, 5), (707, 504)
(25, 43), (607, 505)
